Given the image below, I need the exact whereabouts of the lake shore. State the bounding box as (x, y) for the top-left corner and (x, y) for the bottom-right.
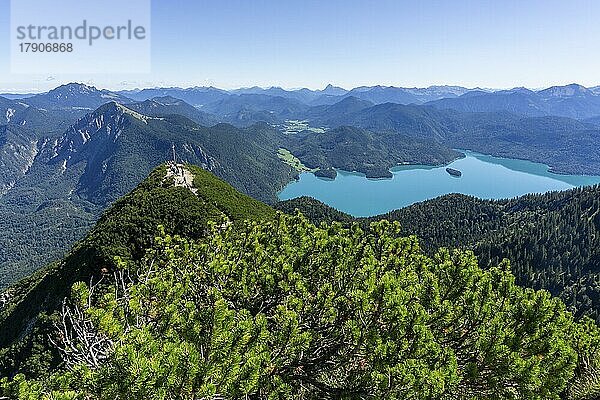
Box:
(278, 151), (600, 217)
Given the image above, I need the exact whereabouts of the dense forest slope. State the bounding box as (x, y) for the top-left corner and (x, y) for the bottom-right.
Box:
(277, 186), (600, 322)
(126, 95), (220, 126)
(1, 167), (600, 399)
(285, 126), (461, 178)
(302, 100), (600, 175)
(381, 187), (600, 322)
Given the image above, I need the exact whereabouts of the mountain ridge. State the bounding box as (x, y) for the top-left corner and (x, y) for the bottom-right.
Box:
(0, 162), (275, 377)
(0, 101), (296, 289)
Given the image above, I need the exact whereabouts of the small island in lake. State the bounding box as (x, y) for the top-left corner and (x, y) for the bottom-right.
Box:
(314, 168), (337, 180)
(446, 167), (462, 177)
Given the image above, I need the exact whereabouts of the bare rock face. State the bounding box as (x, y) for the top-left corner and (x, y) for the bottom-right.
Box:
(164, 162), (198, 195)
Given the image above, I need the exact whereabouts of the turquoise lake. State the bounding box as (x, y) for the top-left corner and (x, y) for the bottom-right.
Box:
(278, 151), (600, 217)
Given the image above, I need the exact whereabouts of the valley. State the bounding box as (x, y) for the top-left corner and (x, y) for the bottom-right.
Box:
(1, 81), (600, 399)
(2, 82), (600, 289)
(4, 1), (600, 397)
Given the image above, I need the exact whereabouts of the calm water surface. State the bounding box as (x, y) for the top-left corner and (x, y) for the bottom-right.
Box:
(278, 151), (600, 217)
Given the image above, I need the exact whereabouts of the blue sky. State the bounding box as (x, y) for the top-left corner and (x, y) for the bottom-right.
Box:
(1, 0), (599, 92)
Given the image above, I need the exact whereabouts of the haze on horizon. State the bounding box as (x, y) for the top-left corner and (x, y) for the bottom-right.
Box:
(1, 0), (599, 92)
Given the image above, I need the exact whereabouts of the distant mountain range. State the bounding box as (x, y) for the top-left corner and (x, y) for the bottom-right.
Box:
(116, 84), (485, 107)
(428, 83), (600, 119)
(2, 81), (600, 289)
(23, 83), (132, 110)
(118, 86), (229, 107)
(6, 82), (600, 119)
